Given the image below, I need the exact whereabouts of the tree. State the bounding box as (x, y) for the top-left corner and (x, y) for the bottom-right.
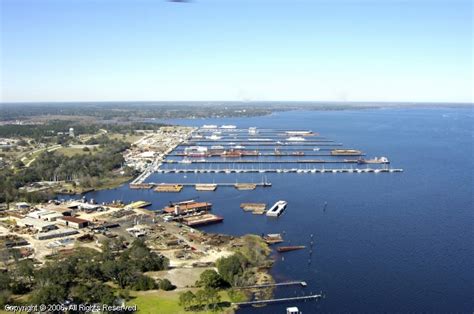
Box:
(197, 269), (227, 289)
(178, 290), (195, 310)
(159, 278), (175, 291)
(216, 254), (245, 285)
(131, 274), (157, 291)
(30, 284), (67, 305)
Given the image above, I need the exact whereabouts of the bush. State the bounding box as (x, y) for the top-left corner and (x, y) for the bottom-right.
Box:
(131, 274), (157, 291)
(197, 269), (227, 289)
(159, 278), (175, 291)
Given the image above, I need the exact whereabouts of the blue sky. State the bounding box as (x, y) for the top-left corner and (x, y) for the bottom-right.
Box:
(0, 0), (472, 103)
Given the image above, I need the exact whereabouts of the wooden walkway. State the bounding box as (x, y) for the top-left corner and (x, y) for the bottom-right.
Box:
(236, 281), (307, 289)
(233, 293), (322, 306)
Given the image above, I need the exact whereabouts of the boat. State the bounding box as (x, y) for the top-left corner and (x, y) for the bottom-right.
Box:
(277, 245), (305, 252)
(154, 184), (183, 192)
(234, 183), (257, 190)
(285, 130), (314, 136)
(195, 183), (217, 191)
(221, 149), (243, 158)
(291, 151), (305, 156)
(248, 127), (258, 135)
(331, 149), (363, 156)
(179, 159), (192, 164)
(221, 125), (236, 129)
(263, 233), (283, 244)
(286, 137), (306, 142)
(266, 200), (288, 217)
(206, 134), (222, 140)
(202, 124), (218, 129)
(184, 146), (208, 157)
(241, 150), (259, 156)
(357, 156), (389, 164)
(313, 147), (320, 151)
(248, 138), (272, 141)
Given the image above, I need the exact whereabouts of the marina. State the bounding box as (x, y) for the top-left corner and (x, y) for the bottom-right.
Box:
(129, 127), (403, 187)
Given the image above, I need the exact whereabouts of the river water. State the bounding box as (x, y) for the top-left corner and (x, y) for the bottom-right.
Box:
(73, 107), (473, 312)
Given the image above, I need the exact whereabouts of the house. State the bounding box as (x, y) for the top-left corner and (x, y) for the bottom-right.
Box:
(58, 216), (90, 229)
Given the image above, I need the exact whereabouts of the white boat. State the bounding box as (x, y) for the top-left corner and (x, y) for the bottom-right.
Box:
(221, 125), (236, 129)
(313, 147), (320, 151)
(286, 137), (306, 142)
(206, 135), (222, 140)
(232, 145), (245, 149)
(179, 159), (192, 164)
(266, 200), (288, 217)
(202, 124), (218, 129)
(249, 138), (272, 141)
(248, 127), (258, 135)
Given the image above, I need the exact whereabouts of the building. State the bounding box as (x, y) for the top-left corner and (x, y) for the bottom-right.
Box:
(27, 209), (63, 221)
(16, 217), (57, 232)
(36, 229), (79, 240)
(15, 202), (30, 210)
(58, 216), (90, 229)
(286, 307), (300, 314)
(69, 127), (75, 137)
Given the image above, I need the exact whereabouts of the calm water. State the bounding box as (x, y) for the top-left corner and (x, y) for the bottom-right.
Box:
(75, 107), (473, 312)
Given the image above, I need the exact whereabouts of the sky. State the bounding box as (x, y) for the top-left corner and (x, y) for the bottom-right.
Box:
(0, 0), (472, 103)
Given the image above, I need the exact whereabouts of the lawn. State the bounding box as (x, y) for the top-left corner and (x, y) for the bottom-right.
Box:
(127, 289), (236, 314)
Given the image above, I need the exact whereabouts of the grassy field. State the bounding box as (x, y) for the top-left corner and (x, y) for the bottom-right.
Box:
(127, 289), (236, 314)
(55, 146), (98, 157)
(108, 133), (144, 144)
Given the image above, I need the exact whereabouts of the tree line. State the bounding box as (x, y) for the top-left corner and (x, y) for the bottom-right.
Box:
(0, 238), (170, 307)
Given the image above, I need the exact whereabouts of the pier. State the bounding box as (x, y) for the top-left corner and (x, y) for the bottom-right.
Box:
(164, 160), (380, 164)
(156, 168), (403, 174)
(233, 293), (322, 306)
(236, 281), (307, 289)
(147, 182), (271, 187)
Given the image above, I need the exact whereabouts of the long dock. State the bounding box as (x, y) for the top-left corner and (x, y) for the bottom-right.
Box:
(181, 142), (343, 146)
(164, 160), (380, 164)
(147, 182), (271, 187)
(156, 168), (403, 174)
(236, 281), (307, 289)
(233, 294), (322, 306)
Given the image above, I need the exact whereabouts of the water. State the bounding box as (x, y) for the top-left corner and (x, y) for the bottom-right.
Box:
(72, 107), (473, 312)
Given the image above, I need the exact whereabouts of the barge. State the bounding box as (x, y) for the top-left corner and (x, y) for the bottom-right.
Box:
(331, 149), (363, 156)
(277, 246), (305, 252)
(182, 213), (224, 227)
(195, 183), (218, 191)
(154, 184), (183, 192)
(235, 183), (257, 190)
(263, 233), (284, 244)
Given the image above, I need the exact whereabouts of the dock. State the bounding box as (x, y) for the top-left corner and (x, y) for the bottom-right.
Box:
(233, 293), (322, 306)
(165, 159), (379, 164)
(236, 281), (306, 289)
(156, 168), (403, 174)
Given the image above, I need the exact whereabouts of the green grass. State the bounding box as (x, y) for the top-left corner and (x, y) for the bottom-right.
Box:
(55, 146), (97, 157)
(127, 289), (235, 314)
